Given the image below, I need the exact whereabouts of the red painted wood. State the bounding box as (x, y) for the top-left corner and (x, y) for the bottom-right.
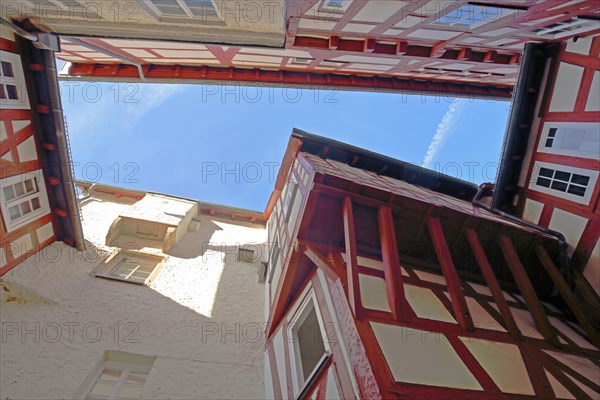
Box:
(535, 245), (600, 348)
(304, 247), (338, 282)
(311, 275), (358, 400)
(498, 235), (558, 345)
(445, 335), (501, 393)
(466, 228), (521, 338)
(65, 63), (513, 98)
(377, 206), (409, 322)
(266, 339), (284, 400)
(427, 217), (475, 331)
(342, 196), (361, 318)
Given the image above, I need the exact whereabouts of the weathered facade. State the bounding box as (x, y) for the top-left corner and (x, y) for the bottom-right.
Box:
(263, 130), (599, 399)
(1, 182), (267, 399)
(0, 25), (83, 275)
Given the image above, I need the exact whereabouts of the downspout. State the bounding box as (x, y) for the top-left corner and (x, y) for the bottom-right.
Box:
(79, 183), (97, 202)
(474, 183), (571, 288)
(0, 17), (37, 41)
(64, 37), (146, 81)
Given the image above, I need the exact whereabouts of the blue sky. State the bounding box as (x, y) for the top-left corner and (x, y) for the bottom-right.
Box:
(59, 80), (510, 211)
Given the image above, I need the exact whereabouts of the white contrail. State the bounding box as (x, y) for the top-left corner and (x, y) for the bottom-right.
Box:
(422, 100), (466, 168)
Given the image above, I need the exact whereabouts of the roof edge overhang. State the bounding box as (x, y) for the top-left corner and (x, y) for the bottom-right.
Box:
(17, 36), (85, 250)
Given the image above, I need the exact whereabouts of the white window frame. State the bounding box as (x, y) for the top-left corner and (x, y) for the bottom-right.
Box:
(94, 249), (166, 286)
(287, 288), (331, 398)
(529, 161), (599, 205)
(537, 122), (600, 160)
(141, 0), (221, 22)
(534, 18), (600, 39)
(0, 51), (30, 110)
(319, 0), (351, 14)
(433, 5), (515, 29)
(78, 351), (155, 400)
(0, 170), (50, 232)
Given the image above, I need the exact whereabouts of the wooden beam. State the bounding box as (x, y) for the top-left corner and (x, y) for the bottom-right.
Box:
(535, 245), (600, 349)
(378, 206), (409, 322)
(304, 246), (338, 282)
(342, 196), (361, 317)
(466, 228), (521, 337)
(498, 235), (558, 345)
(427, 217), (474, 331)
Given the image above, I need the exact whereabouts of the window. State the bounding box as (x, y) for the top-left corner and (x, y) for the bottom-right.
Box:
(321, 0), (350, 13)
(142, 0), (219, 22)
(283, 178), (299, 224)
(289, 294), (329, 395)
(532, 18), (600, 39)
(529, 162), (598, 205)
(237, 247), (255, 263)
(0, 51), (29, 109)
(95, 250), (166, 285)
(267, 238), (280, 283)
(0, 170), (51, 232)
(538, 122), (600, 160)
(80, 351), (155, 400)
(434, 5), (514, 29)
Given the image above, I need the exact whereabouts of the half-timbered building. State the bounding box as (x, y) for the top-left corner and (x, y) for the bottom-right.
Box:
(264, 129), (600, 399)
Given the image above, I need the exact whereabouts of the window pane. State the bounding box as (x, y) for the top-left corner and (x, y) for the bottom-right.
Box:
(24, 178), (35, 193)
(1, 61), (14, 77)
(117, 381), (144, 399)
(8, 205), (21, 220)
(20, 201), (32, 215)
(551, 181), (568, 192)
(554, 170), (571, 182)
(567, 185), (586, 197)
(111, 259), (154, 283)
(539, 168), (553, 178)
(536, 177), (551, 188)
(3, 186), (16, 201)
(571, 174), (590, 186)
(89, 367), (121, 397)
(548, 128), (557, 138)
(31, 197), (41, 210)
(0, 85), (6, 99)
(561, 140), (580, 150)
(545, 138), (554, 148)
(14, 182), (25, 197)
(6, 84), (18, 100)
(296, 305), (326, 382)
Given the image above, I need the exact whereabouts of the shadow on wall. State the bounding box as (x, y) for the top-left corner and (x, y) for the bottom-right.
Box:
(0, 217), (267, 399)
(166, 219), (223, 259)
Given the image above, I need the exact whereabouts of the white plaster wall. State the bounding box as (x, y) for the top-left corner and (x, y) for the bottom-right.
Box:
(0, 194), (266, 399)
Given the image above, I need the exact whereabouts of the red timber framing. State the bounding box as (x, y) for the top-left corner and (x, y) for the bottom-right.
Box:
(510, 34), (600, 316)
(1, 34), (53, 274)
(48, 1), (599, 98)
(342, 196), (361, 317)
(377, 205), (408, 322)
(64, 62), (512, 99)
(466, 228), (521, 338)
(427, 216), (475, 331)
(498, 235), (559, 345)
(265, 130), (599, 399)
